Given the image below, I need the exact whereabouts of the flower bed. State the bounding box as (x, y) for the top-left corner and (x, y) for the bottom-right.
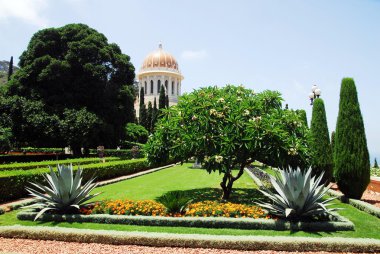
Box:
(81, 200), (271, 219)
(17, 199), (354, 231)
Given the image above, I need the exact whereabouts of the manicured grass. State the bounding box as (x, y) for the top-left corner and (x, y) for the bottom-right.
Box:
(0, 163), (379, 239)
(92, 163), (260, 203)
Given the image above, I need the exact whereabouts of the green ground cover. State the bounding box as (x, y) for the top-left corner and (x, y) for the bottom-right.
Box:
(0, 163), (379, 239)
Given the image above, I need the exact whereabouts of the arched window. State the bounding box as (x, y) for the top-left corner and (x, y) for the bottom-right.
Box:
(171, 81), (174, 95)
(177, 82), (180, 95)
(157, 80), (161, 94)
(150, 80), (153, 94)
(165, 80), (168, 93)
(144, 82), (147, 95)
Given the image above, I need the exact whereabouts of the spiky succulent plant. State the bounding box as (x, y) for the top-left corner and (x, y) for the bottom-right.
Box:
(255, 167), (338, 220)
(25, 164), (100, 220)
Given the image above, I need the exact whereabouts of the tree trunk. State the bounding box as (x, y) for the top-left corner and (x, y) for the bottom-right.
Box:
(220, 164), (246, 200)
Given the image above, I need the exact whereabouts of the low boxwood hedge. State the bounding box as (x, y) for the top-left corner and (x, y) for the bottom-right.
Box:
(89, 149), (145, 159)
(0, 157), (121, 171)
(17, 211), (354, 232)
(328, 189), (380, 218)
(0, 159), (148, 203)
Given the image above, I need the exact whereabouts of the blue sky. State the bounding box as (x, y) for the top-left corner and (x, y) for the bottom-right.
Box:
(0, 0), (379, 162)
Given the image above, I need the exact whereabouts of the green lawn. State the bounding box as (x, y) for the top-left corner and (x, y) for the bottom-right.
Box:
(0, 163), (379, 239)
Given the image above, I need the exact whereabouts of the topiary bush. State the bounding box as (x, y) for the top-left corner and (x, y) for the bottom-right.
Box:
(334, 78), (370, 199)
(309, 98), (333, 184)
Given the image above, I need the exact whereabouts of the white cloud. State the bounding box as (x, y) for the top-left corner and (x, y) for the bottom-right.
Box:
(0, 0), (49, 27)
(181, 49), (208, 60)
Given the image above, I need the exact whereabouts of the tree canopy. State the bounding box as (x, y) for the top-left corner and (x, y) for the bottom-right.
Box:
(146, 85), (310, 199)
(2, 23), (135, 153)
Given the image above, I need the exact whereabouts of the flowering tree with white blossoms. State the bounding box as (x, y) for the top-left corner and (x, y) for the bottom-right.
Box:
(146, 85), (309, 200)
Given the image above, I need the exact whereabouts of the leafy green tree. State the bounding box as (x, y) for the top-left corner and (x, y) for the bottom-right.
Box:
(159, 85), (166, 110)
(5, 24), (135, 153)
(374, 158), (379, 169)
(334, 78), (370, 199)
(0, 127), (12, 152)
(125, 123), (148, 143)
(147, 101), (153, 133)
(146, 85), (309, 200)
(59, 108), (100, 155)
(309, 98), (333, 184)
(7, 56), (13, 81)
(151, 97), (158, 131)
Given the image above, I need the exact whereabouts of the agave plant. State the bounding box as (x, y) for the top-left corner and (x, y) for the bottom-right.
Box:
(25, 164), (100, 220)
(255, 167), (338, 220)
(155, 191), (193, 214)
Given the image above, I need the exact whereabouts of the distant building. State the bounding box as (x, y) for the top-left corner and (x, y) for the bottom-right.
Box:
(135, 44), (184, 117)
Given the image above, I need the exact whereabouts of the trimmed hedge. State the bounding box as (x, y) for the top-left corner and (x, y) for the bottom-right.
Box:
(0, 154), (73, 163)
(17, 211), (354, 232)
(328, 189), (380, 218)
(0, 159), (148, 203)
(89, 149), (145, 159)
(19, 147), (64, 153)
(2, 226), (377, 253)
(0, 157), (121, 171)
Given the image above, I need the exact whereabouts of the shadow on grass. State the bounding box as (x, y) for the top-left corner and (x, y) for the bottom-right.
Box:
(157, 187), (266, 205)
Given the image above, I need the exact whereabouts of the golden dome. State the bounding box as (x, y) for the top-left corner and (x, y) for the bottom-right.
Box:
(140, 44), (180, 73)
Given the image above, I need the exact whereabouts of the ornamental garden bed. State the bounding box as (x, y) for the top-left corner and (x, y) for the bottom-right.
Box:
(15, 163), (354, 232)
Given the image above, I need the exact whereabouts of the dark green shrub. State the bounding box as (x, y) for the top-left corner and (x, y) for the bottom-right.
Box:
(334, 78), (370, 199)
(309, 98), (333, 184)
(155, 191), (193, 214)
(0, 159), (148, 202)
(125, 123), (148, 144)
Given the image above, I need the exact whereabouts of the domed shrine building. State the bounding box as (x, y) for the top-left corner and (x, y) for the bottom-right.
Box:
(135, 44), (184, 117)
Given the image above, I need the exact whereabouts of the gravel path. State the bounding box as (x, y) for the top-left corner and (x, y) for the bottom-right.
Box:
(0, 237), (367, 254)
(331, 183), (380, 208)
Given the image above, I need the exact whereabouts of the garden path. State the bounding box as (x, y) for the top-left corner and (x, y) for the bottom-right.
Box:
(0, 237), (369, 254)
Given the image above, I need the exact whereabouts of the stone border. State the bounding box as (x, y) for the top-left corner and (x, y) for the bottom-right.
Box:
(0, 163), (175, 213)
(0, 226), (378, 252)
(17, 210), (354, 232)
(328, 189), (380, 218)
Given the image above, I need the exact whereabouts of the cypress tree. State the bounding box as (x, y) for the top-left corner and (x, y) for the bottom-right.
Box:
(139, 87), (145, 108)
(159, 85), (166, 110)
(151, 97), (158, 130)
(374, 158), (379, 168)
(139, 104), (148, 130)
(331, 131), (335, 152)
(334, 78), (370, 199)
(165, 95), (169, 108)
(309, 98), (333, 184)
(7, 56), (13, 81)
(296, 109), (308, 127)
(147, 101), (153, 133)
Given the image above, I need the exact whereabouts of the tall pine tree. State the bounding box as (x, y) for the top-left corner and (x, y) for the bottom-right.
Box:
(165, 95), (169, 108)
(374, 158), (379, 169)
(147, 101), (153, 133)
(334, 78), (370, 199)
(151, 97), (158, 131)
(7, 56), (13, 81)
(139, 87), (148, 129)
(309, 98), (333, 184)
(159, 85), (166, 110)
